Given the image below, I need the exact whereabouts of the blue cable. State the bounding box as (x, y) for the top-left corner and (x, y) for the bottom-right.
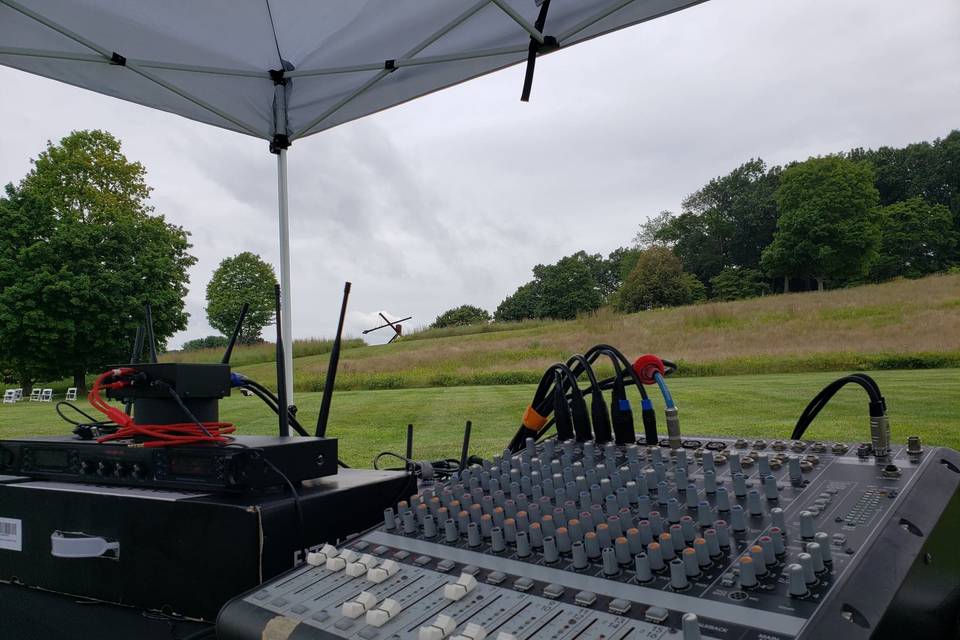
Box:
(653, 372), (675, 409)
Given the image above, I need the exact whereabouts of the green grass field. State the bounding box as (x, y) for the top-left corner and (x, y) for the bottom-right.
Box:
(3, 369), (955, 467)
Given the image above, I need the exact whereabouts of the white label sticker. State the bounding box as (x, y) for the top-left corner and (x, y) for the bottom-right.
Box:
(0, 517), (22, 551)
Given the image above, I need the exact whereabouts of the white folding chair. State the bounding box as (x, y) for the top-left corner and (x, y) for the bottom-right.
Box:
(66, 387), (78, 401)
(2, 390), (15, 404)
(13, 388), (23, 401)
(40, 388), (53, 402)
(29, 389), (41, 402)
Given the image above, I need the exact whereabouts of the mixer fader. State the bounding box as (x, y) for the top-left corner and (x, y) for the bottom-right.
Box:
(217, 435), (960, 640)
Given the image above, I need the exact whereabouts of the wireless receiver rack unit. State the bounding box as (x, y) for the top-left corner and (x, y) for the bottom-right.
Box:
(0, 363), (337, 492)
(0, 295), (341, 493)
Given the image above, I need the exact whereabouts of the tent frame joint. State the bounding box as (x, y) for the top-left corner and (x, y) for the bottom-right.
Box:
(269, 68), (286, 85)
(384, 59), (397, 72)
(270, 134), (290, 154)
(110, 51), (126, 66)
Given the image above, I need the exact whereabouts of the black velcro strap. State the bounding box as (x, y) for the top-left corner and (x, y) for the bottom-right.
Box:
(384, 59), (397, 71)
(520, 0), (556, 102)
(110, 52), (126, 66)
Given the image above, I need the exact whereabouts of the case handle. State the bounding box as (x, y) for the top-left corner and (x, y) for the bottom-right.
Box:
(50, 530), (120, 560)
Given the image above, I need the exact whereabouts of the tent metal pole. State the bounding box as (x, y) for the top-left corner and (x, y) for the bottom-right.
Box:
(276, 148), (294, 404)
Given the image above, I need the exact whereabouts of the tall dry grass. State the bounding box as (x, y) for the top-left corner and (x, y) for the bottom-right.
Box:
(231, 273), (960, 391)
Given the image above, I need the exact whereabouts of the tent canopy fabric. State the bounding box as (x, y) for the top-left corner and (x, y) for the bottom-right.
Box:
(0, 0), (705, 147)
(0, 0), (705, 405)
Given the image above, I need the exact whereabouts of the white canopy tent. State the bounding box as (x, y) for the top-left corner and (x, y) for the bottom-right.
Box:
(0, 0), (705, 399)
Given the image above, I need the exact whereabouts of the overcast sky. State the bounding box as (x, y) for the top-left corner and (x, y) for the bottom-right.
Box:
(2, 0), (958, 347)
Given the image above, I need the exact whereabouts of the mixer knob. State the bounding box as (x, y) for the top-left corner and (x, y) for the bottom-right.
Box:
(516, 531), (531, 558)
(647, 542), (665, 571)
(685, 484), (699, 509)
(659, 533), (676, 560)
(769, 527), (786, 555)
(96, 461), (109, 477)
(715, 487), (730, 511)
(682, 613), (702, 640)
(733, 474), (747, 497)
(763, 476), (779, 501)
(543, 536), (559, 563)
(770, 507), (786, 532)
(747, 490), (763, 516)
(703, 470), (717, 494)
(814, 532), (832, 563)
(602, 547), (619, 576)
(572, 541), (588, 569)
(729, 506), (746, 532)
(424, 515), (437, 539)
(806, 542), (826, 572)
(682, 548), (699, 577)
(788, 456), (802, 483)
(693, 538), (710, 566)
(467, 522), (481, 547)
(738, 555), (757, 588)
(729, 454), (743, 474)
(614, 536), (631, 565)
(787, 564), (808, 597)
(697, 501), (714, 527)
(749, 546), (767, 576)
(799, 511), (815, 539)
(758, 536), (775, 564)
(667, 499), (682, 523)
(584, 532), (601, 559)
(669, 559), (689, 590)
(703, 529), (721, 556)
(714, 520), (730, 547)
(757, 455), (771, 476)
(798, 552), (816, 584)
(635, 552), (653, 582)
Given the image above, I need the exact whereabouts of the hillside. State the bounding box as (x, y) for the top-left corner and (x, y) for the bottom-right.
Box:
(232, 273), (960, 392)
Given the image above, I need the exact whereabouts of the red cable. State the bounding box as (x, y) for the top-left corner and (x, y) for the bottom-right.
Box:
(88, 368), (235, 447)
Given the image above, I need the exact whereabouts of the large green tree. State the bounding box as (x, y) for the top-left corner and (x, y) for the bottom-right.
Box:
(654, 160), (781, 285)
(431, 304), (491, 329)
(850, 130), (960, 261)
(617, 246), (695, 312)
(494, 250), (622, 322)
(494, 282), (541, 322)
(532, 252), (605, 320)
(709, 267), (771, 300)
(0, 130), (195, 391)
(761, 156), (880, 291)
(206, 252), (277, 343)
(868, 198), (957, 281)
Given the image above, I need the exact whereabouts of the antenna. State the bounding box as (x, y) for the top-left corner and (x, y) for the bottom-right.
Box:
(221, 302), (250, 364)
(143, 303), (158, 363)
(274, 284), (290, 437)
(124, 326), (145, 416)
(459, 420), (472, 471)
(405, 424), (414, 474)
(316, 282), (351, 437)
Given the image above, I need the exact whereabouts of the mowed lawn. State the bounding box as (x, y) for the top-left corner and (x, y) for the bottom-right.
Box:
(1, 370), (955, 467)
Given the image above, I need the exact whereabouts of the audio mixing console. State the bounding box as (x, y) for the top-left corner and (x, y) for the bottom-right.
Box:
(218, 435), (960, 640)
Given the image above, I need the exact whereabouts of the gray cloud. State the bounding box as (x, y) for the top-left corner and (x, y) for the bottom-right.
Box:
(1, 0), (958, 347)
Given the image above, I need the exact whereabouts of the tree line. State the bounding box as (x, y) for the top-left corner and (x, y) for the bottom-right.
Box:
(433, 130), (959, 327)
